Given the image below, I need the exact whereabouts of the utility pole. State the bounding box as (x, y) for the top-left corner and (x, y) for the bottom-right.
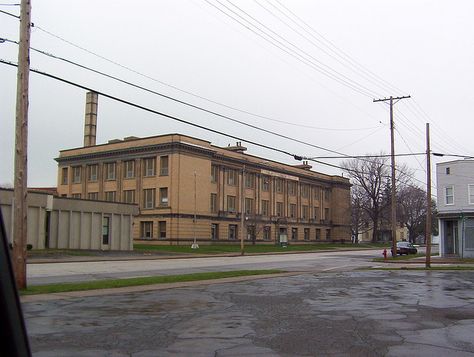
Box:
(191, 171), (199, 249)
(373, 95), (410, 257)
(425, 123), (432, 268)
(13, 0), (32, 289)
(240, 165), (245, 255)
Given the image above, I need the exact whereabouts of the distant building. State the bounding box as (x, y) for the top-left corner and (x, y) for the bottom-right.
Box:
(55, 134), (351, 244)
(436, 159), (474, 258)
(358, 222), (408, 244)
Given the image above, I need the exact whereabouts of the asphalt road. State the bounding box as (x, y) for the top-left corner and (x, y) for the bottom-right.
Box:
(23, 270), (474, 356)
(27, 249), (381, 285)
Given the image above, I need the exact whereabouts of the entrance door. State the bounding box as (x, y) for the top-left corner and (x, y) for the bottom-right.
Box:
(444, 220), (458, 255)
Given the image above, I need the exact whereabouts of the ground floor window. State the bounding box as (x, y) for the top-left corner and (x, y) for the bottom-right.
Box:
(211, 223), (219, 240)
(102, 216), (110, 244)
(141, 221), (153, 239)
(291, 227), (298, 241)
(247, 225), (255, 241)
(159, 221), (166, 239)
(228, 224), (237, 240)
(304, 228), (310, 241)
(263, 226), (271, 241)
(316, 229), (321, 240)
(326, 229), (331, 240)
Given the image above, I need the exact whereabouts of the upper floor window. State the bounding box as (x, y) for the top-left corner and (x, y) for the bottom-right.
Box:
(262, 175), (270, 191)
(301, 184), (309, 198)
(446, 167), (451, 175)
(261, 199), (269, 216)
(288, 181), (297, 196)
(88, 192), (98, 200)
(143, 188), (155, 209)
(245, 173), (255, 189)
(105, 191), (116, 202)
(124, 160), (135, 179)
(88, 164), (98, 182)
(302, 205), (309, 220)
(210, 193), (218, 213)
(469, 184), (474, 205)
(314, 186), (320, 199)
(143, 157), (156, 177)
(61, 167), (68, 185)
(160, 156), (169, 176)
(227, 195), (236, 212)
(289, 204), (297, 218)
(72, 166), (82, 184)
(105, 162), (116, 181)
(245, 198), (254, 215)
(211, 165), (218, 183)
(123, 189), (135, 204)
(324, 188), (331, 201)
(445, 186), (454, 205)
(276, 178), (284, 193)
(159, 187), (169, 206)
(276, 202), (284, 217)
(227, 169), (238, 186)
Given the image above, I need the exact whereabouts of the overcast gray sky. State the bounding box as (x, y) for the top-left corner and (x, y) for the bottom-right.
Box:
(1, 0), (473, 190)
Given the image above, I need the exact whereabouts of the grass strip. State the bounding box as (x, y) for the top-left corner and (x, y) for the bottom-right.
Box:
(133, 243), (383, 254)
(372, 253), (429, 262)
(20, 269), (283, 295)
(369, 266), (474, 271)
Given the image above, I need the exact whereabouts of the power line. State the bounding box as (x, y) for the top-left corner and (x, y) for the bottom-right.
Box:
(309, 152), (425, 160)
(0, 8), (18, 18)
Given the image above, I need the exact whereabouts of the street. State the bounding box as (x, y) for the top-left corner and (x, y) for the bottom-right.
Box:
(27, 249), (381, 285)
(23, 270), (474, 356)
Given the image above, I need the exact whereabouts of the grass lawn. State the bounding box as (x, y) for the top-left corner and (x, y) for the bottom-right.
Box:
(133, 243), (383, 254)
(20, 269), (284, 295)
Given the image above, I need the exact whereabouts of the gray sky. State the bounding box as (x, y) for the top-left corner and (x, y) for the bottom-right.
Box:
(1, 0), (473, 189)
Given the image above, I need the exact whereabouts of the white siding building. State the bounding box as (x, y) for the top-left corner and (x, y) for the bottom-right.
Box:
(436, 160), (474, 258)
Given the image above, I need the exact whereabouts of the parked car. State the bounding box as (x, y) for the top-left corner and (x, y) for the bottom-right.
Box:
(392, 241), (418, 255)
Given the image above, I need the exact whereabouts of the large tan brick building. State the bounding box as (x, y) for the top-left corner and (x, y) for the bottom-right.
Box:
(56, 133), (351, 244)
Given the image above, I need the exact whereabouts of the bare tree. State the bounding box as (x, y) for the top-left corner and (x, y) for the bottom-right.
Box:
(351, 184), (370, 243)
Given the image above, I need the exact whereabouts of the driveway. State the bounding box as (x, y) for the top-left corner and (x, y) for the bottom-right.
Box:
(24, 270), (474, 356)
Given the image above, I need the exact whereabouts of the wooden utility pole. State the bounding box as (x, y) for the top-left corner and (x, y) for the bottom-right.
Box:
(13, 0), (32, 289)
(240, 166), (245, 255)
(425, 123), (432, 268)
(373, 95), (410, 257)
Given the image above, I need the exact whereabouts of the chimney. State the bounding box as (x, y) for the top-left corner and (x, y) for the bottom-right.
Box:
(83, 91), (98, 147)
(224, 141), (247, 153)
(293, 160), (312, 170)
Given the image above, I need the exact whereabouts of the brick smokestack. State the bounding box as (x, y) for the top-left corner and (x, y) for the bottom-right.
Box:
(83, 91), (98, 147)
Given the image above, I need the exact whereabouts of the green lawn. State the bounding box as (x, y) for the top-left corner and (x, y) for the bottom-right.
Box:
(20, 269), (284, 295)
(133, 243), (383, 254)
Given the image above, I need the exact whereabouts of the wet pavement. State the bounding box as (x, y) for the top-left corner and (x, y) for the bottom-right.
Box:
(23, 270), (474, 356)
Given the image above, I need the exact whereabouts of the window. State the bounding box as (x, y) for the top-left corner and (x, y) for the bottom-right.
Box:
(469, 184), (474, 205)
(245, 173), (255, 189)
(316, 228), (321, 240)
(261, 200), (269, 216)
(445, 186), (454, 205)
(160, 156), (169, 176)
(288, 181), (297, 196)
(289, 204), (297, 218)
(105, 191), (116, 202)
(72, 166), (81, 184)
(87, 164), (98, 182)
(245, 198), (254, 215)
(324, 188), (331, 201)
(159, 221), (166, 239)
(105, 162), (116, 181)
(262, 175), (270, 191)
(326, 229), (331, 240)
(304, 228), (310, 241)
(72, 193), (81, 199)
(211, 223), (219, 240)
(263, 226), (271, 241)
(227, 169), (238, 186)
(227, 195), (236, 212)
(123, 190), (135, 204)
(124, 160), (135, 179)
(61, 167), (68, 185)
(228, 224), (237, 240)
(141, 221), (153, 239)
(446, 167), (450, 175)
(324, 208), (330, 221)
(302, 205), (309, 220)
(276, 202), (284, 217)
(143, 188), (155, 209)
(314, 186), (320, 199)
(211, 165), (218, 183)
(291, 227), (298, 241)
(276, 178), (284, 193)
(144, 157), (156, 177)
(314, 206), (319, 221)
(102, 216), (110, 245)
(210, 193), (218, 213)
(159, 187), (168, 206)
(301, 184), (309, 198)
(88, 192), (98, 200)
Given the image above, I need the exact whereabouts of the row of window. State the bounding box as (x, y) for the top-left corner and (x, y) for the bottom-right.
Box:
(62, 156), (169, 185)
(211, 166), (331, 199)
(72, 188), (168, 208)
(445, 184), (474, 205)
(210, 194), (330, 220)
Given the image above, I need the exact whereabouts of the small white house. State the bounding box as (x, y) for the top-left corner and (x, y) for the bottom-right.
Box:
(436, 160), (474, 258)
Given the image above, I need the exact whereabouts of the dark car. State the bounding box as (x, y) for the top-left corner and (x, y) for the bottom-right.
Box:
(392, 241), (418, 255)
